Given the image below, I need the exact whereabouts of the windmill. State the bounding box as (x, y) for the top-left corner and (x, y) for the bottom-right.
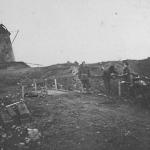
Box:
(0, 24), (16, 63)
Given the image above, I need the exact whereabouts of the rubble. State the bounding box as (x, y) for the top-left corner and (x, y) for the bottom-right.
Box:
(27, 128), (41, 141)
(0, 124), (42, 150)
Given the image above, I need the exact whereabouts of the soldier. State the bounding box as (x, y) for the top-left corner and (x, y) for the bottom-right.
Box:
(122, 61), (131, 83)
(78, 61), (91, 93)
(120, 61), (131, 96)
(102, 65), (118, 95)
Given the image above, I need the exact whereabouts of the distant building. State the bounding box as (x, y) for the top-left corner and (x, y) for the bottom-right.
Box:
(0, 24), (15, 63)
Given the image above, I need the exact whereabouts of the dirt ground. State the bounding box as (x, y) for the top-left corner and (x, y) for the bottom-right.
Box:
(24, 92), (150, 150)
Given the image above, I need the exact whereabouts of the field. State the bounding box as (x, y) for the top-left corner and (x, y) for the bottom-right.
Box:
(25, 92), (150, 150)
(0, 59), (150, 150)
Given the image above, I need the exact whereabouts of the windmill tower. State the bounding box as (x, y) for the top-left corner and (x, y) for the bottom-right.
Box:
(0, 24), (15, 63)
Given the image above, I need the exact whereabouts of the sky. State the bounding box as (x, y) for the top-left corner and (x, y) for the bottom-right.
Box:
(0, 0), (150, 66)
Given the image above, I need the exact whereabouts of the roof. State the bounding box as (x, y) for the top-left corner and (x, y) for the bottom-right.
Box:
(0, 24), (10, 35)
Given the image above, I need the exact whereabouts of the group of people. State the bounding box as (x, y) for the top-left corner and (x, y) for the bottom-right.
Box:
(78, 61), (131, 95)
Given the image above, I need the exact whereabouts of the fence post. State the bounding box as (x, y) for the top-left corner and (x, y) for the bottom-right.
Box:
(54, 79), (58, 90)
(22, 85), (25, 100)
(118, 80), (121, 96)
(33, 79), (37, 92)
(44, 79), (48, 95)
(45, 79), (47, 90)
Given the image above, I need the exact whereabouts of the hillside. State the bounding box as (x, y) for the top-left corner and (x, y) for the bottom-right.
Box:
(0, 58), (150, 93)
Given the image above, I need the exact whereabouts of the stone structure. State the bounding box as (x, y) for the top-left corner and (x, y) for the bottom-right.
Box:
(0, 24), (15, 63)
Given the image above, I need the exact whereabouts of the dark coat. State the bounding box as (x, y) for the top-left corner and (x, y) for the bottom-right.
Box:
(78, 65), (90, 80)
(122, 66), (131, 82)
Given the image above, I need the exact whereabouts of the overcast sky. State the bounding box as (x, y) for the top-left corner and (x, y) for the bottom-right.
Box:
(0, 0), (150, 65)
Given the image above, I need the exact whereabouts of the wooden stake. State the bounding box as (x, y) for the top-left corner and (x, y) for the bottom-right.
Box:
(33, 79), (37, 92)
(118, 80), (121, 97)
(54, 79), (58, 90)
(44, 79), (47, 90)
(44, 79), (48, 95)
(6, 101), (23, 108)
(22, 85), (25, 100)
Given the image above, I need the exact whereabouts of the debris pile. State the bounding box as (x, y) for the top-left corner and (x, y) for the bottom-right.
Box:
(0, 125), (41, 150)
(0, 99), (42, 150)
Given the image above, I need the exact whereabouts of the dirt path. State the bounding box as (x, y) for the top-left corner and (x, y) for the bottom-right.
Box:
(27, 92), (150, 150)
